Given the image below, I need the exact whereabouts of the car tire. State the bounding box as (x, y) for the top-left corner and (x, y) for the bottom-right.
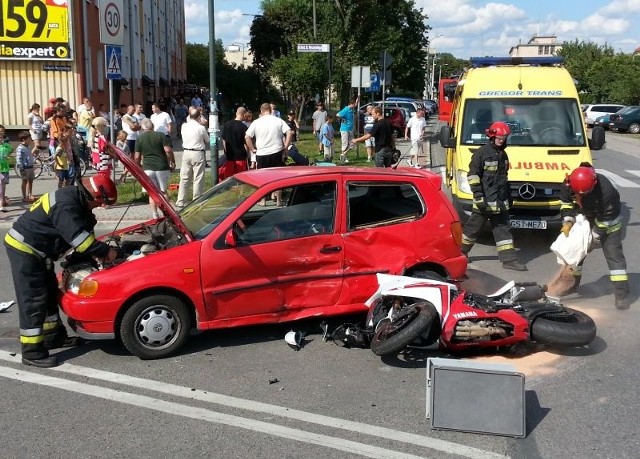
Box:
(120, 295), (193, 360)
(628, 123), (640, 134)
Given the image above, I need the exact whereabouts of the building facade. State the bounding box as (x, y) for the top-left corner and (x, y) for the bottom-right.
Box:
(509, 35), (562, 58)
(0, 0), (187, 128)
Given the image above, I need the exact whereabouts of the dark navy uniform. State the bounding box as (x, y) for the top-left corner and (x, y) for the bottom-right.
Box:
(461, 141), (520, 265)
(4, 186), (110, 361)
(560, 173), (628, 305)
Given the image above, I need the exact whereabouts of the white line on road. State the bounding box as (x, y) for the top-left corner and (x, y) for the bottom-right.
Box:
(0, 365), (425, 459)
(597, 170), (640, 188)
(0, 351), (506, 459)
(626, 170), (640, 181)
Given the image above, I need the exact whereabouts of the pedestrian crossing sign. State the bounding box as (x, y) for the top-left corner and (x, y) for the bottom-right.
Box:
(105, 45), (122, 80)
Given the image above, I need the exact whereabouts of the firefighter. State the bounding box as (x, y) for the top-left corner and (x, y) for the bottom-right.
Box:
(460, 121), (527, 271)
(4, 174), (119, 367)
(560, 162), (630, 309)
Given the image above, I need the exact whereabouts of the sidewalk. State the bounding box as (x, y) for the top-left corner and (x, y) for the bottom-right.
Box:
(0, 137), (214, 230)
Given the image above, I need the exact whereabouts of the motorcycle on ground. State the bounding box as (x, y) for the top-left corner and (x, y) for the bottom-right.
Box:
(331, 274), (597, 356)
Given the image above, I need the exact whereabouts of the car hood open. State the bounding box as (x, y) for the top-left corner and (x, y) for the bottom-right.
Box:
(105, 142), (193, 241)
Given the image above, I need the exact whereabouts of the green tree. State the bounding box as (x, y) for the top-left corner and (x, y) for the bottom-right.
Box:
(249, 0), (430, 109)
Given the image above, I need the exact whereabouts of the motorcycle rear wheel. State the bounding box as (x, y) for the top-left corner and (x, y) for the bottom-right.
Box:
(530, 307), (596, 347)
(370, 301), (438, 356)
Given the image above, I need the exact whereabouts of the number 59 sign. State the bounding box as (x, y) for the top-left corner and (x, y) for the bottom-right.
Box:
(0, 0), (72, 60)
(100, 0), (124, 45)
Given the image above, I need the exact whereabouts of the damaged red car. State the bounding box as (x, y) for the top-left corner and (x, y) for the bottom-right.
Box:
(60, 145), (467, 359)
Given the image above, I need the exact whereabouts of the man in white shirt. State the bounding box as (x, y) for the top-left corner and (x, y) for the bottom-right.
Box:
(121, 105), (140, 152)
(150, 103), (174, 140)
(245, 103), (293, 169)
(175, 108), (210, 208)
(404, 108), (427, 167)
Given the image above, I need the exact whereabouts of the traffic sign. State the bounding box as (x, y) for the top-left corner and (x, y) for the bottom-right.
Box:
(379, 51), (393, 70)
(297, 43), (330, 53)
(365, 73), (380, 92)
(105, 45), (122, 80)
(100, 0), (124, 45)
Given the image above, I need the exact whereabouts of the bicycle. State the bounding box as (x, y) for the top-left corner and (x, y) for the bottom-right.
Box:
(14, 148), (87, 179)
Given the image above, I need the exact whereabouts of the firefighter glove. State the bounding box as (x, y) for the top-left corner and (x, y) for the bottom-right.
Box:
(561, 222), (573, 237)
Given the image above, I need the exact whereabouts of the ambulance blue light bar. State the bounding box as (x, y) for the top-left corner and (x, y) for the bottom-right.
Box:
(470, 56), (564, 67)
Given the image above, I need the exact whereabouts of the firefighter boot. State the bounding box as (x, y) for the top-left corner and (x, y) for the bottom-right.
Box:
(614, 282), (631, 310)
(502, 260), (528, 271)
(22, 355), (59, 368)
(21, 343), (59, 368)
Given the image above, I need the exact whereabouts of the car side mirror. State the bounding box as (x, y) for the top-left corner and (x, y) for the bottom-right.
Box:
(589, 126), (605, 151)
(224, 228), (237, 247)
(439, 125), (455, 149)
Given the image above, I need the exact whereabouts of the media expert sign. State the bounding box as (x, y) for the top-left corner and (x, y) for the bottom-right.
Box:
(0, 0), (72, 60)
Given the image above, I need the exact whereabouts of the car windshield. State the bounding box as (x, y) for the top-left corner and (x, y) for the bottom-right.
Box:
(618, 106), (639, 115)
(461, 98), (586, 147)
(179, 177), (257, 239)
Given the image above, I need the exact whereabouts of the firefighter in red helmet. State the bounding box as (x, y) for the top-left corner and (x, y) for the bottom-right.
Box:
(4, 174), (119, 367)
(461, 121), (527, 271)
(559, 162), (630, 309)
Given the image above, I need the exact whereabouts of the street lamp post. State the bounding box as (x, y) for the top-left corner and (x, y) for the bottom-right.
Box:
(425, 34), (443, 100)
(208, 0), (219, 184)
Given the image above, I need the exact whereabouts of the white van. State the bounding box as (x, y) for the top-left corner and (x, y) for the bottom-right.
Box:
(583, 104), (625, 127)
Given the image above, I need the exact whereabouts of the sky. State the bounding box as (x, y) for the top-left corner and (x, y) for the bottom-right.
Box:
(185, 0), (640, 58)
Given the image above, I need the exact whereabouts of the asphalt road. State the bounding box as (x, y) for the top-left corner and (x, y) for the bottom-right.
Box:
(0, 127), (639, 458)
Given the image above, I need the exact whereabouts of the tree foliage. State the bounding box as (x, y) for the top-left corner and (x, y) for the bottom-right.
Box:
(249, 0), (431, 110)
(559, 40), (640, 105)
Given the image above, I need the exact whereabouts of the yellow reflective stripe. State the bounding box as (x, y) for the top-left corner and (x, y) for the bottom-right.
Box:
(75, 233), (96, 253)
(4, 233), (39, 257)
(20, 335), (44, 344)
(611, 274), (628, 282)
(496, 244), (514, 252)
(43, 321), (59, 331)
(607, 223), (621, 234)
(560, 204), (573, 211)
(484, 166), (498, 171)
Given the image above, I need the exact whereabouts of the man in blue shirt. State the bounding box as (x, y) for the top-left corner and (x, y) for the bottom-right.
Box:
(335, 96), (358, 163)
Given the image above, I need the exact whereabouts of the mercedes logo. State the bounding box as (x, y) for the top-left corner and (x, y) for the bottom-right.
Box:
(518, 183), (536, 200)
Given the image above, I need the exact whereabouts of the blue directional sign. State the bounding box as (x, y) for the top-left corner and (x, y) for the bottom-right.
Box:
(366, 72), (380, 92)
(105, 45), (122, 80)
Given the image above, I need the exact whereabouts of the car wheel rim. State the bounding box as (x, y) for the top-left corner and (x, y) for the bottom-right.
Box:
(135, 306), (180, 349)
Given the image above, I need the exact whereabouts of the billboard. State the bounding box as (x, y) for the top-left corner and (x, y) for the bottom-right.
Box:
(0, 0), (73, 60)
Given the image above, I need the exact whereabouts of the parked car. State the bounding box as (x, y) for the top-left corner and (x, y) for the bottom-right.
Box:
(583, 103), (625, 127)
(609, 106), (640, 134)
(360, 99), (422, 118)
(60, 146), (467, 359)
(594, 113), (614, 130)
(358, 106), (407, 137)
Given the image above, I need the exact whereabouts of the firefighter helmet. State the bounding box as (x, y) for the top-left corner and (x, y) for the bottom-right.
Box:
(485, 121), (511, 138)
(568, 166), (598, 195)
(81, 174), (118, 205)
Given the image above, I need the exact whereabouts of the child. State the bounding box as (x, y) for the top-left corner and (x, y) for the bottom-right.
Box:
(0, 125), (12, 211)
(116, 130), (132, 183)
(54, 126), (73, 188)
(14, 130), (36, 203)
(320, 115), (335, 162)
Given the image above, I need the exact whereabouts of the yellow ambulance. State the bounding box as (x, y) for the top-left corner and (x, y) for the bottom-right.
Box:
(439, 56), (605, 230)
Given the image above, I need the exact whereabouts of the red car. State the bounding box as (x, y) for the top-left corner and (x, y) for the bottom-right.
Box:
(60, 145), (466, 359)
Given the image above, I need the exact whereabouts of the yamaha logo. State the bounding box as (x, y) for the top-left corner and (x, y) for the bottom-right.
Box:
(518, 183), (536, 200)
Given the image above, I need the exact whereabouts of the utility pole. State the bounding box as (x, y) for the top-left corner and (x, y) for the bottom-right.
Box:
(208, 0), (219, 184)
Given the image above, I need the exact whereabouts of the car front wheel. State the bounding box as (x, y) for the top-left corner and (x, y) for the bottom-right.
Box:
(628, 123), (640, 134)
(120, 295), (193, 359)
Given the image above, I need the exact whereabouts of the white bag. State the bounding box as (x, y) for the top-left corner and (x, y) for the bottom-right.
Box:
(550, 214), (592, 267)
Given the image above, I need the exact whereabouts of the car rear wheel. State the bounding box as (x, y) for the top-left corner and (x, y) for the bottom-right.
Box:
(120, 295), (193, 359)
(628, 123), (640, 134)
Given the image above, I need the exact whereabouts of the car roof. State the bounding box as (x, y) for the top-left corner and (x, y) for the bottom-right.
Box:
(232, 166), (440, 187)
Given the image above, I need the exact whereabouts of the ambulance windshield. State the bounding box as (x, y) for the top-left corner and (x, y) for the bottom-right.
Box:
(461, 99), (586, 147)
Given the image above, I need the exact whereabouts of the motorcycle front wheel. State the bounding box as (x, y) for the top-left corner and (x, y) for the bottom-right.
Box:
(530, 307), (596, 347)
(370, 301), (438, 356)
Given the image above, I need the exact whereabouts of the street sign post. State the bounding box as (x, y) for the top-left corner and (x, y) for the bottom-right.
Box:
(296, 43), (332, 109)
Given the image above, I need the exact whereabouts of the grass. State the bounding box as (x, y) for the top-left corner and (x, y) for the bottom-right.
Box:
(116, 132), (375, 204)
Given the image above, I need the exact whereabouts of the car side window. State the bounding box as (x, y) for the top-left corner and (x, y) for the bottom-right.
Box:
(347, 182), (424, 230)
(236, 181), (337, 244)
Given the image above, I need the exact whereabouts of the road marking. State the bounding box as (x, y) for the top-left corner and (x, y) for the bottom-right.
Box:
(0, 365), (425, 459)
(597, 170), (640, 188)
(0, 351), (505, 459)
(626, 170), (640, 181)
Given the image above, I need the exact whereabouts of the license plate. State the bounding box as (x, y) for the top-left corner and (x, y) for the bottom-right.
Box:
(510, 219), (547, 229)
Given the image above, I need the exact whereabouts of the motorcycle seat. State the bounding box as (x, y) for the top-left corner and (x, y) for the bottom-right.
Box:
(487, 280), (515, 298)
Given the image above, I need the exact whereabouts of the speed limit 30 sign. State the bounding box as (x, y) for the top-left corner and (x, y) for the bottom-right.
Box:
(99, 0), (124, 45)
